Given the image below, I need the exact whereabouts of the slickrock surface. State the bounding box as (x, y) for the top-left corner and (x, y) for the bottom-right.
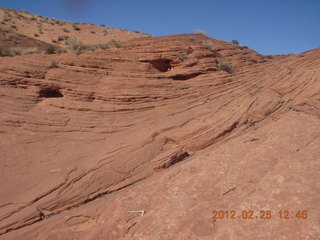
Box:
(0, 33), (319, 239)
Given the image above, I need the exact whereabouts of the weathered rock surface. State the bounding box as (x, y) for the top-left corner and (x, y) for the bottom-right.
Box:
(0, 33), (319, 239)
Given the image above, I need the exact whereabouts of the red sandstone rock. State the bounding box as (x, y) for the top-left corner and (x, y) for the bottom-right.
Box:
(0, 11), (319, 240)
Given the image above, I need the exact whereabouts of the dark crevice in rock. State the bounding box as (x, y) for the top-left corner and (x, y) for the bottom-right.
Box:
(171, 72), (202, 80)
(39, 88), (63, 98)
(163, 151), (190, 169)
(215, 121), (239, 139)
(141, 59), (172, 72)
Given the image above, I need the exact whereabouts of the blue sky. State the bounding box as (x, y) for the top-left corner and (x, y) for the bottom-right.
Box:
(0, 0), (319, 55)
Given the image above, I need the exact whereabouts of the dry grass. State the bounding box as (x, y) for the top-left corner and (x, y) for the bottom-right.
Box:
(175, 52), (188, 62)
(0, 46), (41, 56)
(231, 40), (239, 46)
(217, 60), (234, 74)
(110, 39), (121, 48)
(72, 24), (80, 31)
(47, 60), (59, 68)
(202, 40), (215, 51)
(45, 45), (56, 54)
(23, 47), (41, 55)
(193, 29), (208, 36)
(0, 46), (22, 56)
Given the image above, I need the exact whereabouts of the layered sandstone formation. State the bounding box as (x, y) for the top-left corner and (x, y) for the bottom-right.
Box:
(0, 32), (319, 239)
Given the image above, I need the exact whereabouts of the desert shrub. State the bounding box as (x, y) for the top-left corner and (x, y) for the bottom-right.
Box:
(0, 46), (10, 56)
(23, 47), (40, 55)
(187, 36), (196, 42)
(10, 25), (17, 29)
(9, 48), (22, 56)
(52, 39), (57, 43)
(66, 38), (91, 55)
(193, 29), (208, 36)
(45, 45), (56, 54)
(48, 60), (59, 68)
(102, 29), (108, 35)
(65, 38), (119, 55)
(30, 16), (37, 21)
(91, 31), (96, 34)
(57, 35), (69, 41)
(62, 28), (69, 33)
(72, 24), (80, 31)
(34, 33), (39, 37)
(0, 46), (22, 56)
(57, 48), (67, 53)
(110, 39), (121, 48)
(41, 17), (50, 23)
(98, 43), (109, 50)
(231, 40), (239, 46)
(7, 34), (19, 42)
(217, 60), (234, 74)
(17, 14), (26, 20)
(202, 40), (215, 51)
(133, 30), (140, 33)
(175, 53), (187, 62)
